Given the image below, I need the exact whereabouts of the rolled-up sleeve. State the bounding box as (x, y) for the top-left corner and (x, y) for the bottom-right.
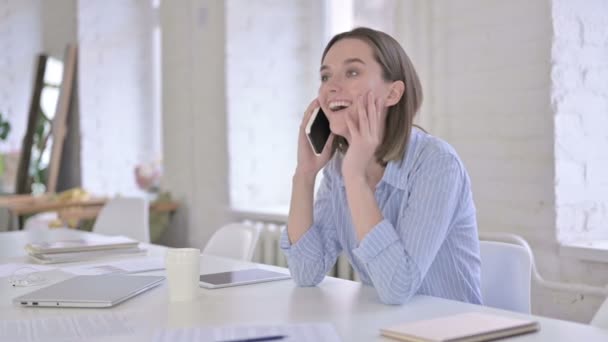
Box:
(280, 168), (341, 286)
(352, 153), (464, 304)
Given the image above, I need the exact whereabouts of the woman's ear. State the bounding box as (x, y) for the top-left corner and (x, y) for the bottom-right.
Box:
(385, 80), (405, 106)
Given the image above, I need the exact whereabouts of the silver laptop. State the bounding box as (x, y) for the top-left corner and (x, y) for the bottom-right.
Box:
(13, 274), (164, 308)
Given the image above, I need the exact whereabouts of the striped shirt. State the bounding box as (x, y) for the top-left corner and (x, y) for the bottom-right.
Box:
(280, 128), (482, 305)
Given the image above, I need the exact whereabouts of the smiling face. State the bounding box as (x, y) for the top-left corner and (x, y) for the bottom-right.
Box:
(318, 38), (392, 140)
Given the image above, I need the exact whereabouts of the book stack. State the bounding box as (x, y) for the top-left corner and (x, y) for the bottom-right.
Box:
(25, 235), (145, 264)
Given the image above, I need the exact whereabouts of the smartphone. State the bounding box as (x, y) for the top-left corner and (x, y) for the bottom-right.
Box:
(305, 108), (331, 155)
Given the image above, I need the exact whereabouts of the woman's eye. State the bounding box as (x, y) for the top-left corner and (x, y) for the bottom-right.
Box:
(320, 75), (329, 82)
(347, 70), (359, 77)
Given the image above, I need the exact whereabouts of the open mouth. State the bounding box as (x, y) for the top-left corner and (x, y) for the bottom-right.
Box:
(329, 101), (352, 112)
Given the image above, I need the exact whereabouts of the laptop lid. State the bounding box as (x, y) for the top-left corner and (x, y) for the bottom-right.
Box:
(13, 274), (164, 308)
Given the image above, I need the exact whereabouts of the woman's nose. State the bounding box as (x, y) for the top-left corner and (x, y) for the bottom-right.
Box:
(325, 78), (341, 93)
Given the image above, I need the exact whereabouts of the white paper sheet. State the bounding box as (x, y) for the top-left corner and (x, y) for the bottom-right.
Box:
(0, 313), (136, 342)
(152, 323), (342, 342)
(0, 263), (55, 278)
(61, 256), (165, 275)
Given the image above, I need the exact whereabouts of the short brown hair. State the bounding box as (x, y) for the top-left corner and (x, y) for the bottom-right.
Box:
(322, 27), (423, 164)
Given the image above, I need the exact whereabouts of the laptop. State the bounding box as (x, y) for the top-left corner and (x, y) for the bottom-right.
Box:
(13, 274), (164, 308)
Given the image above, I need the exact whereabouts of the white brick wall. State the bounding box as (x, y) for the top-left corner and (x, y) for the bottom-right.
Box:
(226, 0), (322, 211)
(40, 0), (76, 59)
(353, 0), (398, 36)
(553, 0), (608, 242)
(1, 0), (160, 197)
(0, 0), (41, 152)
(427, 0), (608, 322)
(78, 0), (160, 196)
(428, 0), (555, 248)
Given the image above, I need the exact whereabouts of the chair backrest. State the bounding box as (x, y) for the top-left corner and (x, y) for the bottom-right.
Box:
(202, 223), (261, 261)
(93, 196), (150, 243)
(591, 297), (608, 329)
(480, 240), (532, 314)
(23, 212), (58, 230)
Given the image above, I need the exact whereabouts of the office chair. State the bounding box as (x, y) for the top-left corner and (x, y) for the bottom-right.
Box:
(202, 222), (261, 261)
(591, 297), (608, 329)
(93, 196), (150, 243)
(480, 240), (532, 313)
(23, 212), (59, 230)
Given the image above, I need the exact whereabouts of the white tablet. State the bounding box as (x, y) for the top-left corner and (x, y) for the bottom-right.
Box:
(199, 268), (291, 289)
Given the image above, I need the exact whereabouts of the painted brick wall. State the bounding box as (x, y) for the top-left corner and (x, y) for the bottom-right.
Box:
(226, 0), (322, 211)
(550, 0), (608, 322)
(78, 0), (160, 196)
(428, 0), (608, 322)
(1, 0), (160, 197)
(353, 0), (398, 37)
(0, 0), (41, 152)
(553, 0), (608, 242)
(428, 0), (555, 250)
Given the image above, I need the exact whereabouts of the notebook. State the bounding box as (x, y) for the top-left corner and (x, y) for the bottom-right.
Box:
(25, 235), (139, 254)
(29, 246), (146, 264)
(13, 274), (164, 308)
(380, 312), (539, 342)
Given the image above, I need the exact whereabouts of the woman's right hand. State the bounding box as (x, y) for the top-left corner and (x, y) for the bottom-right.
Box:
(295, 99), (335, 179)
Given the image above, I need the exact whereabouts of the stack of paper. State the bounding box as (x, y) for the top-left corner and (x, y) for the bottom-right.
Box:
(153, 322), (342, 342)
(25, 235), (145, 264)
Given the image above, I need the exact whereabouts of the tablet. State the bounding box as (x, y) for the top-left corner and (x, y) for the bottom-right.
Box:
(199, 268), (291, 289)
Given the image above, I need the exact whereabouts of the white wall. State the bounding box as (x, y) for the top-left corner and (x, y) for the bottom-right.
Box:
(78, 0), (160, 196)
(425, 0), (607, 323)
(0, 0), (42, 152)
(0, 0), (159, 196)
(160, 0), (229, 248)
(41, 0), (76, 60)
(0, 0), (76, 193)
(550, 0), (608, 322)
(553, 0), (608, 243)
(226, 0), (322, 212)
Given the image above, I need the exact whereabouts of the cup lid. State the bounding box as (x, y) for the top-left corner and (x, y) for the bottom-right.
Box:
(165, 248), (200, 263)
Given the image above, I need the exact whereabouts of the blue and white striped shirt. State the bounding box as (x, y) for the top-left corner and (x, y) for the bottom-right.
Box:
(280, 128), (482, 305)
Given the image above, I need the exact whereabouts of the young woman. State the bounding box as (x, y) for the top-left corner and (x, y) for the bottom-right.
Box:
(280, 27), (482, 305)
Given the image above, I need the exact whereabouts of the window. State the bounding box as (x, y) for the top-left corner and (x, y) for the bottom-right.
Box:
(227, 0), (399, 214)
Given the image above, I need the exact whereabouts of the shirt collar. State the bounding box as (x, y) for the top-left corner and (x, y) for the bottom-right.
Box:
(336, 130), (420, 191)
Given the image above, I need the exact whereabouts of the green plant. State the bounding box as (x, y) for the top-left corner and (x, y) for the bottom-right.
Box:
(29, 106), (52, 185)
(0, 112), (10, 141)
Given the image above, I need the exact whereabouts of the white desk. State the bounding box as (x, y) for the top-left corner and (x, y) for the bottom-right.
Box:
(1, 229), (607, 341)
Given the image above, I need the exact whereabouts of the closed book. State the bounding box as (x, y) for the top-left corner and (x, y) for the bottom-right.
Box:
(380, 312), (539, 342)
(25, 235), (138, 254)
(28, 247), (146, 264)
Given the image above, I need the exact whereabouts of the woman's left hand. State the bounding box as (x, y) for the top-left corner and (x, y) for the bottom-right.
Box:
(342, 91), (385, 181)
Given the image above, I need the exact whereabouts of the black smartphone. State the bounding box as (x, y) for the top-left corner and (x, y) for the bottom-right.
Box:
(305, 108), (331, 155)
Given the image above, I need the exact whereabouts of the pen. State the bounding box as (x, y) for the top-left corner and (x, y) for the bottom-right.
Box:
(217, 335), (286, 342)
